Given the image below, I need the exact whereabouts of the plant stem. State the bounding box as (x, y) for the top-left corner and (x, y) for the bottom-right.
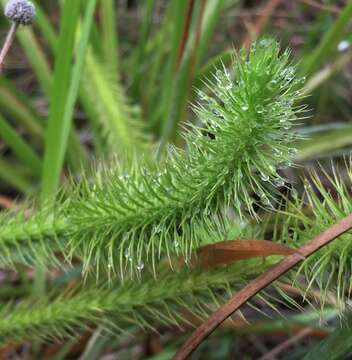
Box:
(0, 22), (19, 72)
(302, 0), (352, 75)
(174, 213), (352, 360)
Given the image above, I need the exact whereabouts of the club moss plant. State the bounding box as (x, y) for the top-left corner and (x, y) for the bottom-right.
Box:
(0, 40), (305, 280)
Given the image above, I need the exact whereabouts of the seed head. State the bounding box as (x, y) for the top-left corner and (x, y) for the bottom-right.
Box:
(4, 0), (36, 25)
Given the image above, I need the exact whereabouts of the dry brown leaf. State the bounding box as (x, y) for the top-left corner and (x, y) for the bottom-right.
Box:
(195, 239), (299, 269)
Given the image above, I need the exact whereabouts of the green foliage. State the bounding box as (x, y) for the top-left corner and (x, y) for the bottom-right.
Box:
(80, 51), (150, 155)
(0, 41), (304, 279)
(41, 0), (94, 200)
(302, 314), (352, 360)
(0, 258), (274, 343)
(277, 160), (352, 310)
(302, 0), (352, 75)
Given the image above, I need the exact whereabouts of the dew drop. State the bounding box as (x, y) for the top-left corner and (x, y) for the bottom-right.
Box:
(198, 90), (209, 101)
(288, 148), (298, 156)
(225, 82), (233, 90)
(337, 40), (349, 52)
(267, 80), (277, 90)
(274, 149), (283, 157)
(136, 262), (144, 271)
(274, 178), (285, 187)
(260, 173), (269, 182)
(259, 38), (272, 47)
(256, 189), (265, 198)
(241, 105), (249, 111)
(268, 164), (276, 173)
(212, 109), (221, 117)
(124, 249), (130, 258)
(304, 181), (312, 190)
(260, 193), (270, 205)
(283, 122), (291, 130)
(255, 105), (264, 114)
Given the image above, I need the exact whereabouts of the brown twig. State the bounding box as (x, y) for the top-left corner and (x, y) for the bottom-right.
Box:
(242, 0), (281, 49)
(175, 0), (195, 73)
(0, 22), (19, 73)
(298, 0), (340, 14)
(258, 327), (314, 360)
(174, 213), (352, 360)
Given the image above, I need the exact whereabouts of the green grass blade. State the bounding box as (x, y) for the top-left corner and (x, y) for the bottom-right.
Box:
(302, 0), (352, 75)
(0, 158), (33, 194)
(32, 0), (58, 54)
(196, 0), (228, 66)
(148, 0), (189, 128)
(101, 0), (119, 76)
(31, 0), (149, 157)
(129, 0), (155, 100)
(303, 316), (352, 360)
(61, 1), (98, 171)
(41, 0), (82, 200)
(12, 15), (86, 172)
(158, 0), (205, 153)
(16, 28), (52, 96)
(295, 126), (352, 161)
(0, 79), (43, 139)
(0, 115), (41, 176)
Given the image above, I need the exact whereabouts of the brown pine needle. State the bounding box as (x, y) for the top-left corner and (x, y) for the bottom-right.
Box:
(174, 213), (352, 360)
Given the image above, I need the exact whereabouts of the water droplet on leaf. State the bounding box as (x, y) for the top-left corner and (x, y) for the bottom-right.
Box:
(260, 173), (269, 182)
(288, 148), (298, 156)
(337, 40), (350, 52)
(267, 80), (277, 90)
(274, 178), (285, 187)
(136, 262), (144, 271)
(255, 105), (264, 114)
(259, 38), (272, 47)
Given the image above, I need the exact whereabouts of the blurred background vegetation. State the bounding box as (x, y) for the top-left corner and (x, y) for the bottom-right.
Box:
(0, 0), (352, 358)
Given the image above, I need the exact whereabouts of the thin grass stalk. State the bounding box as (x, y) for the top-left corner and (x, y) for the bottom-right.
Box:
(41, 0), (82, 201)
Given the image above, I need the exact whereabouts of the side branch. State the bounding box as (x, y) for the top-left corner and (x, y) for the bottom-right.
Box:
(174, 213), (352, 360)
